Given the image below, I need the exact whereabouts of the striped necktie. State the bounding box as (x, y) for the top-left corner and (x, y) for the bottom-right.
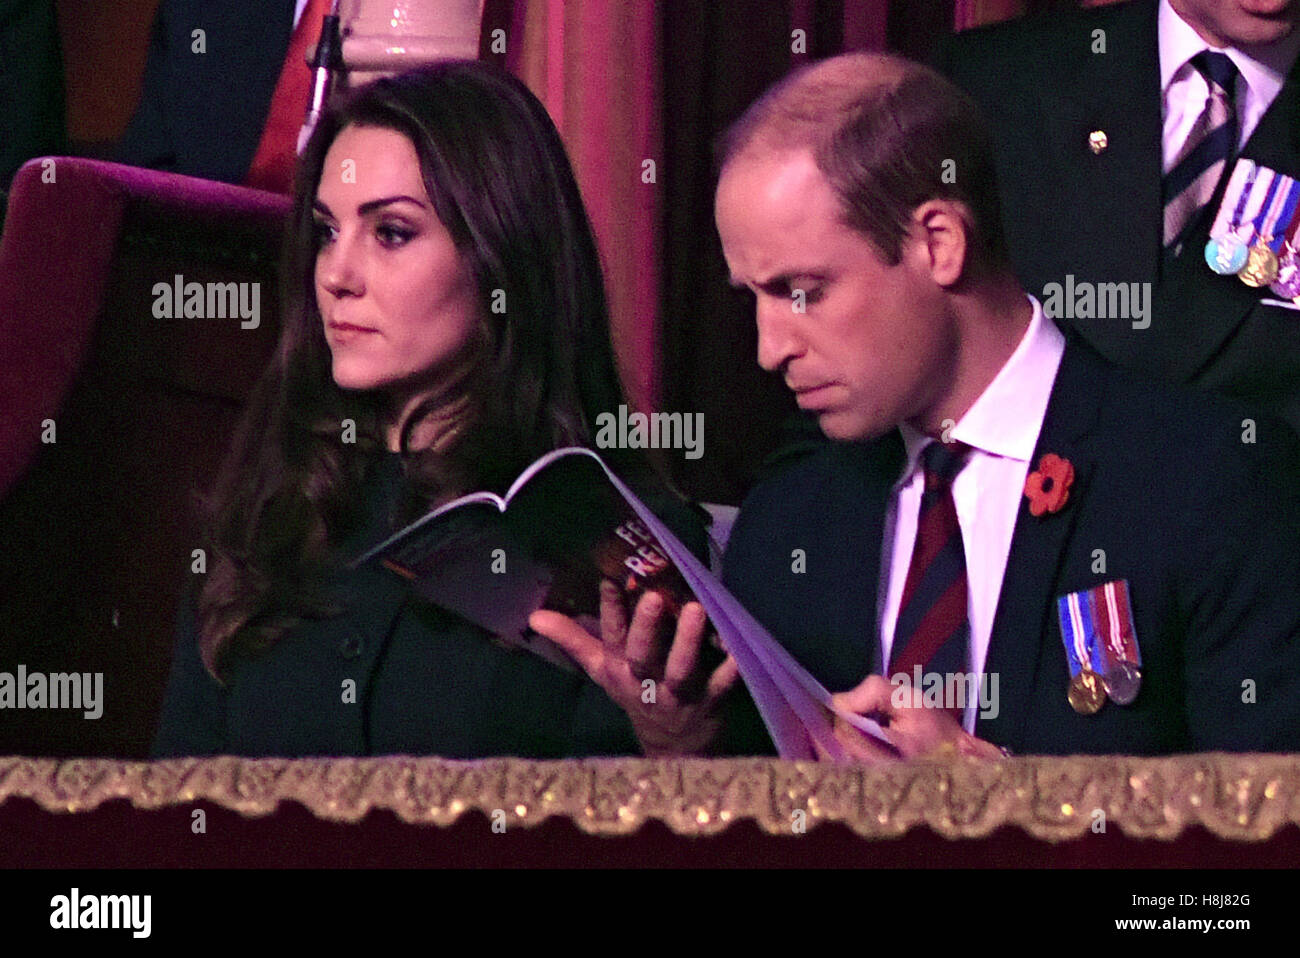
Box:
(888, 440), (972, 721)
(1163, 50), (1239, 251)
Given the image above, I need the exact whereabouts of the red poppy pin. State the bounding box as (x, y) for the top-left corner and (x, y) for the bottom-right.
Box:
(1024, 454), (1074, 517)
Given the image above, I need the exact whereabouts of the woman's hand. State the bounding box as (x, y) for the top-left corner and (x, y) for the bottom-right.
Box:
(528, 580), (740, 756)
(816, 675), (1007, 761)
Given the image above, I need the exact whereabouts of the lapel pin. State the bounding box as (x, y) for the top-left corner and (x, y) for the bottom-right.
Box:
(1088, 130), (1108, 154)
(1024, 454), (1074, 517)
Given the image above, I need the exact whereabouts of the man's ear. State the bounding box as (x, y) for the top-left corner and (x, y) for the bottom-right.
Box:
(908, 199), (970, 288)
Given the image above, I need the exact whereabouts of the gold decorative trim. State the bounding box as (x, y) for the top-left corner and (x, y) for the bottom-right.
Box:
(1, 754), (1298, 840)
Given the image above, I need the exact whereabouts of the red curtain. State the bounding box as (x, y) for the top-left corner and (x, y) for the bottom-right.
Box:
(482, 0), (663, 413)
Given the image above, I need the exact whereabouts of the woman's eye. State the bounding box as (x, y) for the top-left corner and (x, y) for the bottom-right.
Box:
(312, 220), (337, 248)
(376, 223), (415, 247)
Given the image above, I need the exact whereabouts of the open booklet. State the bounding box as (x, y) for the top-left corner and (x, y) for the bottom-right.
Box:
(350, 447), (897, 761)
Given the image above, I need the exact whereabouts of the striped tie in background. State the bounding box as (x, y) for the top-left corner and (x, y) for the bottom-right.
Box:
(1163, 50), (1239, 251)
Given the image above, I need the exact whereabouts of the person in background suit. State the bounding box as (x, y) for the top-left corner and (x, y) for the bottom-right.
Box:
(0, 0), (66, 198)
(115, 0), (298, 185)
(716, 52), (1300, 758)
(935, 0), (1300, 436)
(153, 62), (737, 759)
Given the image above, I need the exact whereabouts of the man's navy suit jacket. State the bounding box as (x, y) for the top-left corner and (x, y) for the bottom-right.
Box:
(936, 0), (1300, 435)
(116, 0), (295, 184)
(722, 340), (1300, 755)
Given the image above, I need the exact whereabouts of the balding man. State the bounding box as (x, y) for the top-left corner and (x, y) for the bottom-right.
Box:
(716, 52), (1300, 757)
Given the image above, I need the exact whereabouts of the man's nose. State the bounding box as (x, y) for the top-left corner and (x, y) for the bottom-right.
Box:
(755, 295), (801, 373)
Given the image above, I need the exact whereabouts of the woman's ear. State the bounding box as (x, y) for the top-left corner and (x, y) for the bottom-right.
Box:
(908, 199), (971, 289)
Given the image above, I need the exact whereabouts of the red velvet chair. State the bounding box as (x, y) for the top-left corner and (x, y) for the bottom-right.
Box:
(0, 157), (290, 757)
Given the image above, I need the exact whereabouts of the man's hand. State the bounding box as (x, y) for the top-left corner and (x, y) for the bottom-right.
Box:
(815, 675), (1006, 761)
(528, 580), (740, 756)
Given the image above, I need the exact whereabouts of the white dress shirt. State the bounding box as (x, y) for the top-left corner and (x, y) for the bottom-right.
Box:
(877, 296), (1066, 733)
(294, 0), (311, 29)
(1159, 0), (1300, 173)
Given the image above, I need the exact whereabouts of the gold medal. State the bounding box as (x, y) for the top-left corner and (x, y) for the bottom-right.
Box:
(1239, 240), (1280, 287)
(1068, 669), (1105, 714)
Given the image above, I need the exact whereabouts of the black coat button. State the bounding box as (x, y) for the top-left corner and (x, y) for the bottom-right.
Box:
(339, 630), (365, 659)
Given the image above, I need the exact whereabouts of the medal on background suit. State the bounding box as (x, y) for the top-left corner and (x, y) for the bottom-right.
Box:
(1205, 225), (1253, 274)
(1205, 160), (1259, 274)
(1238, 169), (1284, 285)
(1269, 213), (1300, 301)
(1241, 173), (1299, 286)
(1057, 580), (1143, 713)
(1206, 161), (1300, 288)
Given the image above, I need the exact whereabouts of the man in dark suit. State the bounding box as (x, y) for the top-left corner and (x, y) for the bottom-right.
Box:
(115, 0), (297, 184)
(935, 0), (1300, 437)
(0, 0), (66, 194)
(716, 51), (1300, 757)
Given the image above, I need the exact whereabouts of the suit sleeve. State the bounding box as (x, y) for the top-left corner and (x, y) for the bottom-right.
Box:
(151, 581), (229, 757)
(1181, 419), (1300, 751)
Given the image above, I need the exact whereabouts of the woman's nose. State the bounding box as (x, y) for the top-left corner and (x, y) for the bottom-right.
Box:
(317, 228), (364, 298)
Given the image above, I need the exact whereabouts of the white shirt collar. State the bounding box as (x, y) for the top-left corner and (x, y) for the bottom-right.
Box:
(896, 295), (1065, 483)
(1159, 0), (1300, 107)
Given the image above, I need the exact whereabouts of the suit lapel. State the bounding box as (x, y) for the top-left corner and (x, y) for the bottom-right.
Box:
(977, 341), (1105, 748)
(862, 433), (905, 677)
(1143, 37), (1300, 383)
(1039, 0), (1163, 303)
(831, 434), (903, 681)
(1240, 51), (1300, 173)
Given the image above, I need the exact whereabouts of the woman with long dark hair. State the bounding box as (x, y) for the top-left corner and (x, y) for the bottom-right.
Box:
(152, 62), (735, 759)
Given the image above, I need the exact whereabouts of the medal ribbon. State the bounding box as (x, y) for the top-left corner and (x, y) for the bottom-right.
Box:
(1098, 580), (1141, 669)
(1265, 178), (1300, 252)
(1247, 169), (1284, 245)
(1058, 596), (1085, 678)
(1211, 160), (1259, 239)
(1075, 591), (1108, 679)
(1064, 592), (1096, 675)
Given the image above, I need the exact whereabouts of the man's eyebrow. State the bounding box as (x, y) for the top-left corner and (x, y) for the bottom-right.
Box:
(735, 270), (828, 290)
(312, 195), (428, 217)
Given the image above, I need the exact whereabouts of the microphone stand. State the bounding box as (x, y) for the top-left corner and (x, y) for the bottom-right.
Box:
(297, 0), (345, 155)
